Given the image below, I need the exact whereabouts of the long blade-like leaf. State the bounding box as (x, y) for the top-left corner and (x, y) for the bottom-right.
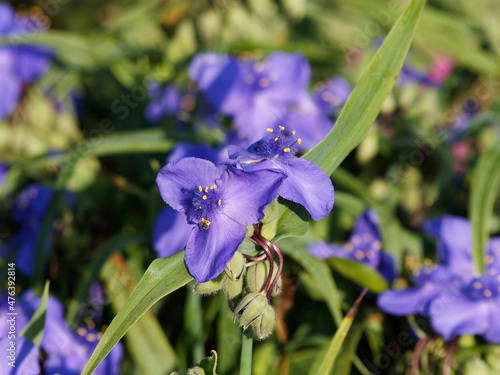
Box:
(20, 281), (49, 347)
(304, 0), (426, 175)
(81, 251), (193, 375)
(309, 289), (367, 375)
(470, 141), (500, 275)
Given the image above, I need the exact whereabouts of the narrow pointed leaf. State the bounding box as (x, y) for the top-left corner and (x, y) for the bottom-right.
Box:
(20, 281), (49, 347)
(308, 290), (367, 375)
(81, 251), (193, 375)
(470, 141), (500, 274)
(329, 258), (388, 294)
(304, 0), (426, 175)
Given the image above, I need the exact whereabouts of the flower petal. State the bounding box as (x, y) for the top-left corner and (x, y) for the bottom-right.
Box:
(185, 213), (246, 282)
(153, 206), (192, 258)
(429, 295), (490, 341)
(156, 157), (221, 212)
(0, 336), (40, 375)
(278, 157), (334, 221)
(308, 240), (350, 260)
(484, 301), (500, 344)
(422, 215), (474, 278)
(219, 166), (285, 226)
(377, 284), (441, 316)
(188, 52), (250, 114)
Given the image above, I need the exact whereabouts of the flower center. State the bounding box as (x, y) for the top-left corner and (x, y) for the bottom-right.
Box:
(185, 184), (222, 228)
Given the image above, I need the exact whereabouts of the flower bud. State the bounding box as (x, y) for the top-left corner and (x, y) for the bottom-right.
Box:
(193, 273), (226, 295)
(246, 261), (282, 296)
(251, 304), (276, 340)
(225, 251), (245, 281)
(233, 292), (267, 329)
(224, 277), (243, 300)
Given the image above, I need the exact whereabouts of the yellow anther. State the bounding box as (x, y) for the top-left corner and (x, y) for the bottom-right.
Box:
(274, 137), (278, 141)
(218, 199), (221, 205)
(198, 186), (202, 192)
(279, 125), (284, 130)
(202, 195), (207, 200)
(201, 218), (211, 229)
(267, 128), (273, 132)
(210, 185), (216, 189)
(284, 148), (291, 153)
(205, 187), (209, 193)
(297, 138), (302, 145)
(292, 130), (296, 135)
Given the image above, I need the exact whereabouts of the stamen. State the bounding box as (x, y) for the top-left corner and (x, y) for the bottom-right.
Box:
(198, 186), (202, 192)
(210, 185), (216, 189)
(292, 130), (296, 135)
(218, 199), (221, 205)
(484, 289), (492, 298)
(297, 138), (302, 145)
(279, 125), (284, 130)
(267, 128), (273, 132)
(284, 148), (290, 152)
(274, 137), (278, 141)
(202, 195), (207, 200)
(201, 218), (211, 229)
(205, 187), (209, 193)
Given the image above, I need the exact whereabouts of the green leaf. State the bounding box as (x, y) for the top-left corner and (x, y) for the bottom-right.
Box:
(328, 258), (388, 294)
(81, 251), (193, 375)
(309, 290), (367, 375)
(331, 325), (364, 375)
(171, 350), (219, 375)
(279, 237), (343, 325)
(470, 142), (500, 275)
(20, 281), (49, 347)
(101, 254), (178, 374)
(273, 198), (310, 242)
(304, 0), (426, 175)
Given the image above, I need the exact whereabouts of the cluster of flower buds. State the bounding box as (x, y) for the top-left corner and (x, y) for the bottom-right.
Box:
(193, 224), (282, 339)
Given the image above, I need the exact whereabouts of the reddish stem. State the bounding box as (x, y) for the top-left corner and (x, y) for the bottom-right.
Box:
(442, 338), (459, 375)
(251, 235), (274, 295)
(267, 242), (283, 300)
(412, 335), (430, 375)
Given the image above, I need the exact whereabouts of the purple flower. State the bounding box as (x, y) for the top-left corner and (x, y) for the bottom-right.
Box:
(308, 210), (395, 281)
(189, 52), (310, 137)
(42, 296), (123, 375)
(0, 184), (73, 276)
(156, 157), (285, 282)
(0, 290), (123, 374)
(145, 83), (182, 123)
(0, 3), (52, 120)
(228, 125), (334, 221)
(286, 93), (336, 151)
(377, 215), (500, 343)
(0, 336), (40, 375)
(313, 76), (352, 115)
(153, 142), (228, 258)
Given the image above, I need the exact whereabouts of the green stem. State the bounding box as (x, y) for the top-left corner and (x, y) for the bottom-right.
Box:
(240, 327), (253, 375)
